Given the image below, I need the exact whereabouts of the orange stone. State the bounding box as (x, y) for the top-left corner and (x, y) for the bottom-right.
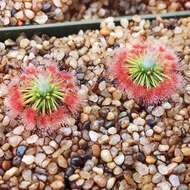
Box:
(100, 27), (110, 36)
(92, 144), (100, 157)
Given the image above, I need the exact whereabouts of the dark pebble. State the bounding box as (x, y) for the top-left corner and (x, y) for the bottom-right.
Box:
(146, 119), (157, 127)
(16, 145), (27, 157)
(80, 151), (92, 161)
(47, 12), (55, 19)
(181, 128), (187, 138)
(64, 176), (71, 189)
(97, 76), (105, 83)
(76, 73), (84, 80)
(76, 67), (83, 73)
(0, 168), (4, 176)
(71, 156), (83, 168)
(82, 121), (91, 130)
(12, 156), (21, 166)
(39, 49), (49, 56)
(11, 8), (17, 16)
(104, 121), (114, 128)
(99, 107), (109, 118)
(87, 61), (93, 66)
(35, 167), (47, 175)
(42, 2), (52, 13)
(113, 42), (120, 48)
(65, 167), (74, 177)
(134, 152), (146, 163)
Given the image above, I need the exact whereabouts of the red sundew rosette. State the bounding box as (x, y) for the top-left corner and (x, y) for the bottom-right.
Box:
(6, 65), (81, 131)
(110, 40), (183, 104)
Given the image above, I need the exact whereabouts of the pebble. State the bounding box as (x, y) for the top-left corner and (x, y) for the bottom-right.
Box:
(42, 2), (52, 12)
(13, 126), (24, 135)
(24, 9), (35, 20)
(89, 94), (98, 102)
(2, 116), (10, 126)
(8, 136), (23, 147)
(108, 127), (117, 135)
(100, 27), (110, 36)
(12, 156), (22, 166)
(42, 146), (54, 154)
(34, 12), (48, 24)
(101, 150), (112, 162)
(169, 174), (180, 187)
(92, 167), (103, 175)
(93, 175), (107, 187)
(133, 117), (145, 126)
(22, 169), (32, 181)
(114, 153), (124, 165)
(158, 164), (168, 175)
(16, 145), (27, 157)
(146, 156), (156, 164)
(20, 38), (30, 48)
(22, 155), (35, 165)
(92, 144), (100, 157)
(3, 167), (18, 180)
(48, 162), (58, 175)
(157, 182), (171, 190)
(89, 131), (100, 142)
(71, 156), (84, 168)
(135, 162), (149, 175)
(181, 147), (190, 156)
(107, 177), (116, 189)
(107, 112), (115, 120)
(109, 134), (121, 145)
(158, 145), (169, 151)
(152, 106), (165, 117)
(35, 153), (46, 165)
(152, 173), (163, 183)
(50, 180), (64, 189)
(146, 119), (157, 127)
(26, 135), (38, 144)
(177, 184), (188, 190)
(57, 155), (68, 168)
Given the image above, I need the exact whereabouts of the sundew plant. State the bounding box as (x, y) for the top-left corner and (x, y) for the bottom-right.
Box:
(5, 64), (81, 131)
(110, 40), (183, 104)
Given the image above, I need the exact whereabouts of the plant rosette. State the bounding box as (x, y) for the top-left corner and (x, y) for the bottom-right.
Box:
(5, 64), (82, 131)
(109, 39), (183, 104)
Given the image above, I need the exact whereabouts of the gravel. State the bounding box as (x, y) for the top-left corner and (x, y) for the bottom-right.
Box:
(0, 0), (189, 27)
(0, 16), (190, 189)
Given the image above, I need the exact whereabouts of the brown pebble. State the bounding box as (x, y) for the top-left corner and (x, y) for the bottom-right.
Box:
(100, 27), (110, 36)
(92, 144), (100, 157)
(2, 160), (11, 171)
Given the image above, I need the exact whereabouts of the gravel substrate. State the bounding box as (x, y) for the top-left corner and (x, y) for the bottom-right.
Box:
(0, 16), (190, 190)
(0, 0), (190, 26)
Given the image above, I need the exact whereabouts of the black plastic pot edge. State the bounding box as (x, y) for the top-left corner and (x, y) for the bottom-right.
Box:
(0, 10), (190, 42)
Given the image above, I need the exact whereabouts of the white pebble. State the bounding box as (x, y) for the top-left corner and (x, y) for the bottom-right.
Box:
(13, 126), (24, 135)
(89, 131), (100, 142)
(114, 153), (124, 165)
(169, 174), (180, 187)
(26, 135), (38, 144)
(22, 155), (35, 165)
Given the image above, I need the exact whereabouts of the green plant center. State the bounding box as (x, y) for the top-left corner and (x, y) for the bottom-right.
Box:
(22, 74), (65, 114)
(126, 55), (168, 88)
